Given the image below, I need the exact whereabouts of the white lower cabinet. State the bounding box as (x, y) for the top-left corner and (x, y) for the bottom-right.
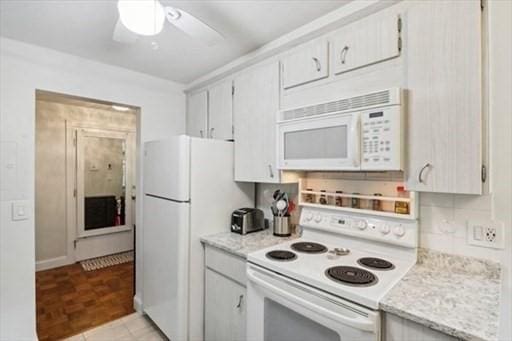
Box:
(205, 269), (246, 341)
(383, 313), (458, 341)
(204, 245), (247, 341)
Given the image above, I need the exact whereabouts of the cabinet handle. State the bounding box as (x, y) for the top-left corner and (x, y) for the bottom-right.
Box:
(236, 294), (244, 309)
(268, 164), (274, 178)
(340, 46), (349, 64)
(312, 57), (321, 72)
(418, 163), (431, 183)
(209, 127), (215, 139)
(199, 130), (204, 138)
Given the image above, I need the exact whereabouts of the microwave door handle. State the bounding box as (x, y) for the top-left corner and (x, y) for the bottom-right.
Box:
(351, 116), (361, 167)
(247, 269), (375, 332)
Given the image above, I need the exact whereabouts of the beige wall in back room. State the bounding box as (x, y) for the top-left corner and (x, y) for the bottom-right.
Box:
(35, 99), (136, 262)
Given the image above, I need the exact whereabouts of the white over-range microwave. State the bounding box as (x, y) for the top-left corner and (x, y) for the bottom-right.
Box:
(277, 88), (404, 171)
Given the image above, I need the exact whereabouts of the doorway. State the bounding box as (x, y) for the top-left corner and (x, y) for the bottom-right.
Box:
(34, 90), (139, 340)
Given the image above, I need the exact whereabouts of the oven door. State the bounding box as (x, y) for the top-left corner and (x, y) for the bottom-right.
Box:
(278, 112), (360, 171)
(246, 264), (380, 341)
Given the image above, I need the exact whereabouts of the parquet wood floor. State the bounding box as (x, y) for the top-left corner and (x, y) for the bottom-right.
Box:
(36, 261), (134, 341)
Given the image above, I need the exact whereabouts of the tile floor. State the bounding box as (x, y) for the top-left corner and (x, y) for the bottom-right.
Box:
(64, 313), (168, 341)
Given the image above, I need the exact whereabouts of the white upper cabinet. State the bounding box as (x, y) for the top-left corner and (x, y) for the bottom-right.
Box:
(187, 80), (234, 140)
(281, 41), (329, 89)
(405, 0), (483, 194)
(331, 12), (401, 75)
(233, 62), (280, 183)
(208, 80), (233, 140)
(187, 90), (208, 138)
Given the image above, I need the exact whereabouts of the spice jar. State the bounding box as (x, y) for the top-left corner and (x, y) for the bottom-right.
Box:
(351, 193), (361, 209)
(335, 191), (343, 207)
(305, 188), (315, 203)
(372, 193), (383, 211)
(394, 186), (410, 214)
(319, 190), (328, 205)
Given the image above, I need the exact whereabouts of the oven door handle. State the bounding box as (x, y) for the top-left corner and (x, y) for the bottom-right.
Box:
(247, 269), (375, 332)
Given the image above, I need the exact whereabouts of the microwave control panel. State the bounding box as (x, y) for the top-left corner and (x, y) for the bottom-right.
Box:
(361, 106), (402, 170)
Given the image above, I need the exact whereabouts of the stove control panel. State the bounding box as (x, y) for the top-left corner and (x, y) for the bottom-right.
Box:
(300, 207), (418, 248)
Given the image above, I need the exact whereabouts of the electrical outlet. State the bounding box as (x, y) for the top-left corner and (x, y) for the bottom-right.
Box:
(485, 226), (497, 243)
(467, 221), (504, 249)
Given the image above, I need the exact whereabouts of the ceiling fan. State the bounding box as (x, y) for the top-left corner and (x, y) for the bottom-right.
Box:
(113, 0), (224, 46)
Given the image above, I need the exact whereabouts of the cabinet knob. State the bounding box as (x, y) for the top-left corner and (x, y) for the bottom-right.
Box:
(312, 57), (321, 72)
(236, 294), (244, 309)
(268, 164), (274, 178)
(340, 46), (349, 65)
(209, 127), (215, 138)
(418, 163), (431, 183)
(199, 130), (204, 138)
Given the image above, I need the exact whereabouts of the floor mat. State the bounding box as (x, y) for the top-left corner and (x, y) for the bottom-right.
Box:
(80, 251), (134, 271)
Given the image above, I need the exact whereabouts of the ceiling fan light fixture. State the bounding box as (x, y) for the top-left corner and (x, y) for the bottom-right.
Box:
(117, 0), (165, 36)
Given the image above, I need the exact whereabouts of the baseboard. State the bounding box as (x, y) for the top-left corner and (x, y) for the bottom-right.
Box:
(133, 294), (143, 312)
(36, 255), (72, 271)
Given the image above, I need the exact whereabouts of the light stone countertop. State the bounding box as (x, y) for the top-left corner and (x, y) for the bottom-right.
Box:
(200, 229), (298, 259)
(380, 248), (501, 341)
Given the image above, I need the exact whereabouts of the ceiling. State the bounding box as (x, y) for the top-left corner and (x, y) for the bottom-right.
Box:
(0, 0), (348, 84)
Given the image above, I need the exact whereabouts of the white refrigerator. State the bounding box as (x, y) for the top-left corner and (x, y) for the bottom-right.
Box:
(142, 135), (254, 341)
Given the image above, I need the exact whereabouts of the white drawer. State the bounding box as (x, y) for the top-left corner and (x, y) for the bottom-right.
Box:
(205, 245), (247, 285)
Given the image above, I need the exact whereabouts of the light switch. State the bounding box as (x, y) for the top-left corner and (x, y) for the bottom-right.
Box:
(473, 225), (483, 241)
(12, 201), (29, 221)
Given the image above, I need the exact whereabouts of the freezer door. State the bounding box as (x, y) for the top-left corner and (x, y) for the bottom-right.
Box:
(143, 136), (190, 201)
(143, 194), (190, 340)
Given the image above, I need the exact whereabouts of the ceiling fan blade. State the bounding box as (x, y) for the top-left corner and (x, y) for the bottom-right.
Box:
(165, 7), (224, 46)
(113, 18), (139, 44)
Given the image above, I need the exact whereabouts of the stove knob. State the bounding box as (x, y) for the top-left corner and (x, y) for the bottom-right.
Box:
(304, 212), (313, 222)
(314, 214), (323, 223)
(393, 226), (406, 237)
(380, 224), (391, 235)
(356, 220), (368, 230)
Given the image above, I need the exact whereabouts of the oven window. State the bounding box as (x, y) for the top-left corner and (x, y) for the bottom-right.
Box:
(284, 125), (348, 160)
(264, 298), (340, 341)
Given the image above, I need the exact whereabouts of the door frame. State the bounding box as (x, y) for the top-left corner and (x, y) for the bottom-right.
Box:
(65, 121), (136, 263)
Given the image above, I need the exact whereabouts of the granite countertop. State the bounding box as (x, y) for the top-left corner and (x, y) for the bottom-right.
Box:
(200, 229), (298, 258)
(381, 248), (501, 341)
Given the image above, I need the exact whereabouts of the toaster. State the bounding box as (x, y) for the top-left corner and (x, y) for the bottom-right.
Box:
(231, 208), (265, 235)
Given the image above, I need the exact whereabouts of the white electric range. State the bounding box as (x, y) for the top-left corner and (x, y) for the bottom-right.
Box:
(246, 206), (418, 341)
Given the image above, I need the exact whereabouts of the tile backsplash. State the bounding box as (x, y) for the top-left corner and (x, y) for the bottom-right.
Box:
(256, 177), (501, 262)
(419, 192), (501, 261)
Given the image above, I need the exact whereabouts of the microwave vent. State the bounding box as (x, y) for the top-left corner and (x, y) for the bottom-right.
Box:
(281, 89), (396, 121)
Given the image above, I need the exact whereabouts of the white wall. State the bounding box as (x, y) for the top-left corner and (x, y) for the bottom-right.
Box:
(488, 0), (512, 339)
(0, 37), (185, 340)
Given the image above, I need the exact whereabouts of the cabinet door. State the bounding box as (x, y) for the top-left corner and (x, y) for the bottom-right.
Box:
(384, 313), (458, 341)
(187, 90), (208, 138)
(208, 79), (233, 140)
(282, 41), (329, 89)
(332, 12), (401, 75)
(205, 269), (246, 341)
(406, 0), (482, 194)
(233, 62), (280, 183)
